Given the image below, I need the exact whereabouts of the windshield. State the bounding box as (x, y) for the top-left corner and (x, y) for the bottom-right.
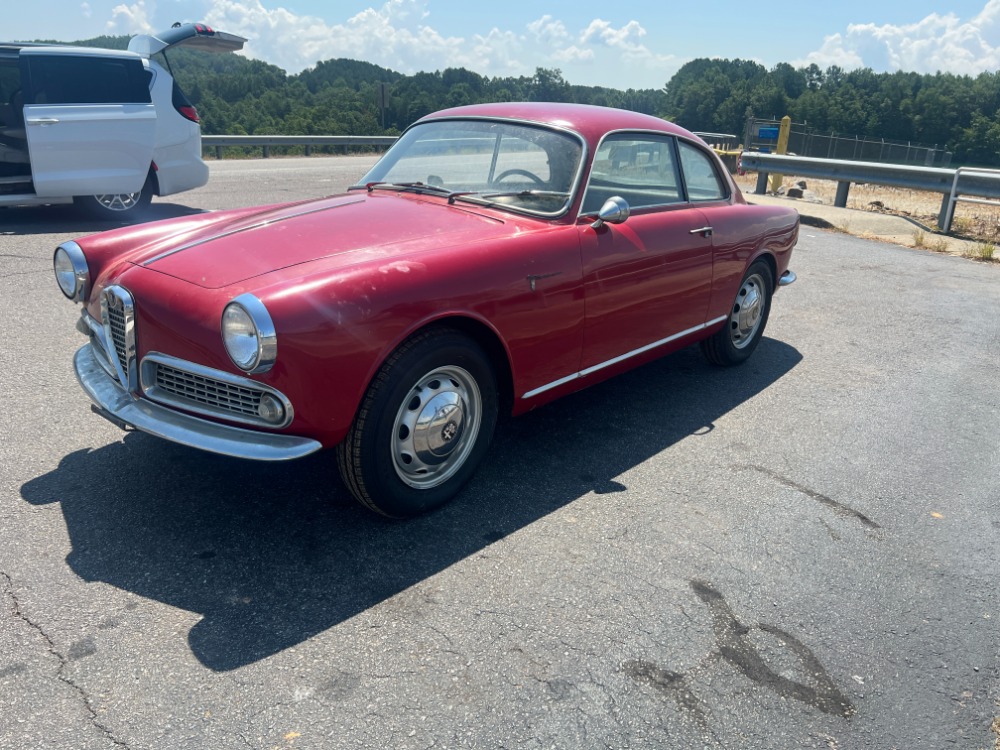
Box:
(358, 119), (584, 217)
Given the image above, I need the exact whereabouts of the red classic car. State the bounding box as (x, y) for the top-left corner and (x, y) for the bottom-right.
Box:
(54, 102), (797, 517)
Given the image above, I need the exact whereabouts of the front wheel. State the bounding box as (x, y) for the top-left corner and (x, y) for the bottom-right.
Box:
(701, 261), (773, 366)
(337, 328), (499, 518)
(74, 171), (154, 220)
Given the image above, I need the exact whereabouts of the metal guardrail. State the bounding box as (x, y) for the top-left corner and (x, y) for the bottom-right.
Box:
(200, 136), (998, 235)
(942, 167), (1000, 233)
(739, 152), (1000, 232)
(201, 135), (397, 158)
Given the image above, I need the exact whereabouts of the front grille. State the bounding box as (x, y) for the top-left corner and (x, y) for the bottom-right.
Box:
(154, 363), (263, 419)
(140, 354), (293, 428)
(101, 286), (135, 390)
(106, 304), (129, 377)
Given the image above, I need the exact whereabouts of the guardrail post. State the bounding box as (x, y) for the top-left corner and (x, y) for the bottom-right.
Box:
(767, 116), (791, 193)
(263, 145), (270, 158)
(938, 195), (952, 232)
(305, 145), (312, 156)
(755, 171), (769, 195)
(215, 146), (222, 160)
(834, 182), (850, 208)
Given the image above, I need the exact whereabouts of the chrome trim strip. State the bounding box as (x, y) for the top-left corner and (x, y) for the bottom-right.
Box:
(521, 316), (727, 399)
(141, 199), (364, 267)
(140, 352), (294, 429)
(779, 270), (797, 286)
(76, 344), (320, 461)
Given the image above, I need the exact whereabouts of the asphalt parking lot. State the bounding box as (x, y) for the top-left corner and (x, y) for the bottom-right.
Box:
(1, 157), (998, 749)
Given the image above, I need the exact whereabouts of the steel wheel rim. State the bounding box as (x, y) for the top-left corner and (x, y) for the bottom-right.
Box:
(93, 192), (142, 212)
(391, 365), (482, 489)
(729, 272), (766, 349)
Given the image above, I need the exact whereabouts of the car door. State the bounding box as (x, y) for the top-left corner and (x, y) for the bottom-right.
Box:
(20, 47), (156, 197)
(577, 133), (715, 371)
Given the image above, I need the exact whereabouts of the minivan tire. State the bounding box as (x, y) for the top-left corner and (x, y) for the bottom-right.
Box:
(74, 171), (154, 220)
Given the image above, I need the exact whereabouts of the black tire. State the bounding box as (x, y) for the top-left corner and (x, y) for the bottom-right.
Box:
(74, 171), (154, 220)
(337, 328), (499, 518)
(701, 260), (774, 366)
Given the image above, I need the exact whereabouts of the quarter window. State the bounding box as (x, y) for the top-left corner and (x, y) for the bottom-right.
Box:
(678, 141), (726, 201)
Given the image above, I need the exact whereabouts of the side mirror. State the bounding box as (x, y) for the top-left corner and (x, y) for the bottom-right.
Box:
(590, 196), (630, 229)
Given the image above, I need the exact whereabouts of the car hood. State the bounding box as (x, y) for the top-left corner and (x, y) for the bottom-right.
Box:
(132, 193), (516, 289)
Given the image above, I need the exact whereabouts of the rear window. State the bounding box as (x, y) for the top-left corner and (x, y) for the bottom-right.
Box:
(25, 55), (151, 105)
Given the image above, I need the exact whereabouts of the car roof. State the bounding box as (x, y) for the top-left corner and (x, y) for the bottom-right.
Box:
(0, 42), (141, 60)
(420, 102), (698, 144)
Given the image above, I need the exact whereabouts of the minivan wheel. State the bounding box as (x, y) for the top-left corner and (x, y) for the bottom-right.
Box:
(75, 172), (154, 219)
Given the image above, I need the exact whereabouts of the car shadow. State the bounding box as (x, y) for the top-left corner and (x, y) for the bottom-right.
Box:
(21, 339), (801, 671)
(0, 202), (207, 235)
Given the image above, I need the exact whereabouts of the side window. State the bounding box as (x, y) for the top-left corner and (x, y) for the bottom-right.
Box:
(25, 55), (151, 105)
(678, 141), (726, 201)
(582, 135), (681, 214)
(0, 59), (21, 127)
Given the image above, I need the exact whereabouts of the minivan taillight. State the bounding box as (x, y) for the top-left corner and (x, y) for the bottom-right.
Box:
(171, 80), (201, 124)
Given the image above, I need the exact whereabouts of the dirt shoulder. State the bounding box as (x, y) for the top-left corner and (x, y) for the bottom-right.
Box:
(734, 172), (999, 263)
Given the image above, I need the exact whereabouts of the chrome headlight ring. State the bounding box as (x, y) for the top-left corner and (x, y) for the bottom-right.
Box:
(53, 241), (90, 302)
(221, 293), (277, 374)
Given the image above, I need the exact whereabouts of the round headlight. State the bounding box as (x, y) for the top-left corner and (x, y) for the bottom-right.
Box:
(221, 294), (277, 373)
(53, 242), (90, 301)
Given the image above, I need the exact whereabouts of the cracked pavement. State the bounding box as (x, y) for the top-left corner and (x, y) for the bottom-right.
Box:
(1, 158), (998, 748)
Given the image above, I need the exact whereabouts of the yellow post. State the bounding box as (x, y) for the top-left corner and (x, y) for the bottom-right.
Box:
(767, 115), (791, 193)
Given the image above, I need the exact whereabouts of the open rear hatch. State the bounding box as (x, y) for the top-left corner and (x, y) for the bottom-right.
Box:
(128, 23), (246, 58)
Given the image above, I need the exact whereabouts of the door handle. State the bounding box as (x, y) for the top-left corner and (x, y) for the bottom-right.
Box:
(27, 118), (60, 125)
(689, 226), (713, 237)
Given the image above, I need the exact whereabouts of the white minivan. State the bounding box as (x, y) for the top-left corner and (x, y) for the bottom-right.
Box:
(0, 23), (244, 218)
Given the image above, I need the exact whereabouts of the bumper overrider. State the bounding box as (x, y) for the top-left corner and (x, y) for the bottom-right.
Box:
(75, 343), (321, 461)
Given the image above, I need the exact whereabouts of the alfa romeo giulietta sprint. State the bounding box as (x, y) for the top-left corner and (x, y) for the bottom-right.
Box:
(54, 102), (797, 517)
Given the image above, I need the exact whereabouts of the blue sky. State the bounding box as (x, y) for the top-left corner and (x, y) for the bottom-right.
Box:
(8, 0), (1000, 88)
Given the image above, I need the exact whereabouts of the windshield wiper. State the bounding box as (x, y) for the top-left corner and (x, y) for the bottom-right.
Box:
(351, 181), (454, 196)
(449, 189), (570, 205)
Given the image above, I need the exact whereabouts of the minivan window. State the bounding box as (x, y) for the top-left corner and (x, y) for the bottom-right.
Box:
(25, 55), (151, 105)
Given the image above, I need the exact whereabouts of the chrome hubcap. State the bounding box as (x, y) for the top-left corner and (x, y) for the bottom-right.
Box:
(729, 272), (765, 349)
(94, 192), (142, 212)
(392, 366), (481, 489)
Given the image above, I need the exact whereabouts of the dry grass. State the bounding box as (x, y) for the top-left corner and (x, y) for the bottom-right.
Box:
(734, 173), (1000, 247)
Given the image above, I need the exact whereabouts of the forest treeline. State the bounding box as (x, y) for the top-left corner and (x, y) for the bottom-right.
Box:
(65, 35), (1000, 166)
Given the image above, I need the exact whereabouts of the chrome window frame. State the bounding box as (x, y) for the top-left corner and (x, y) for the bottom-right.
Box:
(358, 115), (589, 220)
(579, 129), (732, 218)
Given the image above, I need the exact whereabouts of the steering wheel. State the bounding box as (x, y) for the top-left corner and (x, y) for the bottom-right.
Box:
(493, 168), (544, 186)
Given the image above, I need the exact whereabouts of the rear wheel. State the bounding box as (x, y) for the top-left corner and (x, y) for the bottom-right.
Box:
(701, 261), (773, 366)
(74, 171), (154, 220)
(337, 328), (499, 518)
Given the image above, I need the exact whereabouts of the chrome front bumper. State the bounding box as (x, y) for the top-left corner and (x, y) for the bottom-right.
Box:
(74, 344), (322, 461)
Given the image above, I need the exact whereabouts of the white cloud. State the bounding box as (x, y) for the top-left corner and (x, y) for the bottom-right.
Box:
(81, 2), (92, 19)
(106, 1), (676, 87)
(798, 0), (1000, 75)
(107, 0), (155, 33)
